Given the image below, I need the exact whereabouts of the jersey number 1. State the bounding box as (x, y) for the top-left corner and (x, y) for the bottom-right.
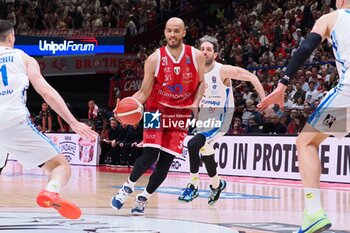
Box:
(0, 64), (8, 87)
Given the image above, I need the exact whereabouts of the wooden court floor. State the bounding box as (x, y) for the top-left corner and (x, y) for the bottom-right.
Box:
(0, 161), (349, 233)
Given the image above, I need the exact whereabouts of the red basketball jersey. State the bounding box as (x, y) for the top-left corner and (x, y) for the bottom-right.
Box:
(147, 44), (199, 107)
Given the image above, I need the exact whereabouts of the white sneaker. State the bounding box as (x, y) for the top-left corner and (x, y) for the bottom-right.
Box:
(131, 194), (148, 215)
(110, 182), (133, 210)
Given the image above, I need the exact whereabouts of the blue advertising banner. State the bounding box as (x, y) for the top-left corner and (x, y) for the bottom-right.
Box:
(14, 36), (124, 56)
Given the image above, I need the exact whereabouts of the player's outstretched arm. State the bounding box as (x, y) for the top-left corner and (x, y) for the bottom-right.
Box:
(221, 65), (266, 101)
(257, 12), (333, 111)
(25, 55), (98, 141)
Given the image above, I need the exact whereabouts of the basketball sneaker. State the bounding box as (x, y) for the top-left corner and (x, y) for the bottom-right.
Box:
(297, 209), (332, 233)
(178, 183), (199, 202)
(208, 179), (226, 205)
(36, 189), (81, 219)
(111, 182), (133, 210)
(131, 194), (148, 215)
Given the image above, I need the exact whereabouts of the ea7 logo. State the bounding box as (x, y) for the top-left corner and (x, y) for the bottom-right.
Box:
(323, 114), (336, 128)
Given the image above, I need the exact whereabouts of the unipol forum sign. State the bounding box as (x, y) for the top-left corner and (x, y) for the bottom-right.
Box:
(170, 135), (350, 184)
(14, 36), (124, 56)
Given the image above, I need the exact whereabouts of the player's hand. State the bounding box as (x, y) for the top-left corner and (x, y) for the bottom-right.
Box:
(70, 121), (99, 141)
(257, 83), (287, 111)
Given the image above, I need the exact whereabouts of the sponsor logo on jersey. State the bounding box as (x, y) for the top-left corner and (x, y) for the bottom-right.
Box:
(174, 66), (181, 75)
(166, 84), (183, 94)
(323, 114), (336, 128)
(186, 55), (191, 64)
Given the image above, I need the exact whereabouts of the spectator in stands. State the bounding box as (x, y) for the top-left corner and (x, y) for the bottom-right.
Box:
(87, 100), (108, 135)
(101, 117), (121, 165)
(39, 101), (53, 133)
(246, 116), (262, 134)
(305, 81), (320, 104)
(227, 117), (246, 135)
(118, 122), (143, 167)
(262, 113), (287, 134)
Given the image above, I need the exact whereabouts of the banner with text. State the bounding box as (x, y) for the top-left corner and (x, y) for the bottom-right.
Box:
(37, 54), (137, 76)
(17, 28), (126, 37)
(15, 36), (124, 56)
(169, 136), (350, 184)
(45, 133), (100, 166)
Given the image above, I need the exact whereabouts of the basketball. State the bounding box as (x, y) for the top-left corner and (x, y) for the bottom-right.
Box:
(115, 97), (143, 125)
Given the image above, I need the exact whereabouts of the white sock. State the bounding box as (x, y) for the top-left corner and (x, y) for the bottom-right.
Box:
(211, 175), (220, 189)
(45, 180), (61, 193)
(126, 178), (136, 191)
(140, 189), (152, 199)
(304, 188), (322, 214)
(190, 173), (199, 188)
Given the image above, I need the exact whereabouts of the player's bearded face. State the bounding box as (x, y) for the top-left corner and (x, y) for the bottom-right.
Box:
(200, 42), (216, 66)
(165, 27), (184, 49)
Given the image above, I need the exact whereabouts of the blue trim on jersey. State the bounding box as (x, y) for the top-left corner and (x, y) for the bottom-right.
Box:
(308, 88), (338, 126)
(26, 118), (60, 153)
(330, 31), (347, 90)
(345, 9), (350, 14)
(200, 88), (231, 139)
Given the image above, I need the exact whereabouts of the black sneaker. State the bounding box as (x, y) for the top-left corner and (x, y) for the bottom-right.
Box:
(208, 180), (226, 205)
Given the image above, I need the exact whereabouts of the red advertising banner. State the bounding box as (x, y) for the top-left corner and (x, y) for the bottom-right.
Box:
(17, 28), (126, 37)
(37, 54), (137, 76)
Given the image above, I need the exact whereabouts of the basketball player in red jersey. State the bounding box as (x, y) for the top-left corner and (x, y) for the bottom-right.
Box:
(111, 17), (205, 215)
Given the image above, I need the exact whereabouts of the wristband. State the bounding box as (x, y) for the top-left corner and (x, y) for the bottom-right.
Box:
(279, 75), (290, 86)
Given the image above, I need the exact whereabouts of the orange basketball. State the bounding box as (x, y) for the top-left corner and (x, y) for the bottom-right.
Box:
(115, 97), (143, 125)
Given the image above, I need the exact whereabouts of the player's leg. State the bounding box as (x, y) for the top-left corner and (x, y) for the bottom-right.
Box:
(200, 138), (226, 205)
(178, 134), (205, 202)
(0, 119), (81, 219)
(37, 154), (81, 219)
(111, 147), (160, 210)
(296, 123), (331, 232)
(131, 150), (175, 215)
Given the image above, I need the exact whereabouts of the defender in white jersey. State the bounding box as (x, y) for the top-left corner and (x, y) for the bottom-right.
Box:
(179, 35), (266, 205)
(0, 20), (98, 219)
(258, 1), (350, 232)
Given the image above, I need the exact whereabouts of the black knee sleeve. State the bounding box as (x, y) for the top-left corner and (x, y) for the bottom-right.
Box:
(201, 154), (217, 177)
(187, 134), (206, 174)
(146, 150), (175, 194)
(129, 147), (159, 182)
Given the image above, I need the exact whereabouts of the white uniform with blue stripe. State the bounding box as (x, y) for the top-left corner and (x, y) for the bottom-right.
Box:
(0, 46), (59, 168)
(195, 62), (234, 155)
(309, 9), (350, 137)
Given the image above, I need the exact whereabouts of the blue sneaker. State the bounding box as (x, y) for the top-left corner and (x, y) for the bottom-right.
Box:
(297, 209), (332, 233)
(131, 195), (148, 215)
(208, 179), (226, 205)
(111, 183), (133, 210)
(178, 184), (199, 202)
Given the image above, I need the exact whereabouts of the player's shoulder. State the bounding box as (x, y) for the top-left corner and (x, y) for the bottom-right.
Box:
(318, 9), (340, 22)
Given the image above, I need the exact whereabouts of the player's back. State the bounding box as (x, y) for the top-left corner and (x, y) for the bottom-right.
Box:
(0, 46), (29, 129)
(330, 9), (350, 89)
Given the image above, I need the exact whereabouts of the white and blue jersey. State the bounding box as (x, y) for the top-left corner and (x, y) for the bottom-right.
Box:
(0, 46), (60, 168)
(0, 46), (29, 129)
(309, 9), (350, 137)
(195, 62), (234, 155)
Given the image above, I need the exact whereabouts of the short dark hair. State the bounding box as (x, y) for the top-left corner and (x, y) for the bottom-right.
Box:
(0, 20), (14, 41)
(199, 35), (219, 52)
